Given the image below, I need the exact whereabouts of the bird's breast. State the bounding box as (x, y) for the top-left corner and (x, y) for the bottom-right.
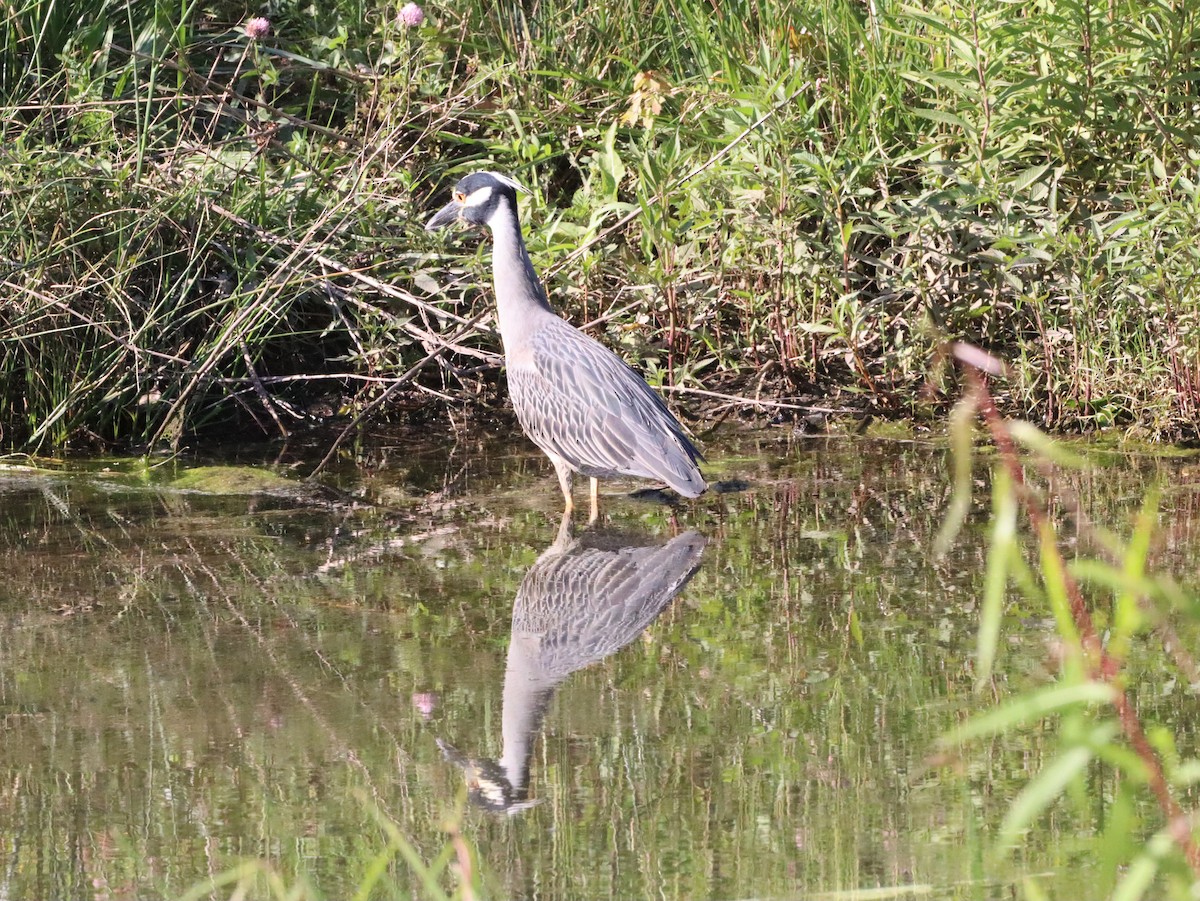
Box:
(503, 341), (537, 368)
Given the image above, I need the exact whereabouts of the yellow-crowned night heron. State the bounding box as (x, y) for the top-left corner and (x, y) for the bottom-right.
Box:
(437, 523), (707, 813)
(425, 172), (705, 516)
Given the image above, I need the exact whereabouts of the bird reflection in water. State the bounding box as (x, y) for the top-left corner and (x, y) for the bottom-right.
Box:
(438, 519), (706, 814)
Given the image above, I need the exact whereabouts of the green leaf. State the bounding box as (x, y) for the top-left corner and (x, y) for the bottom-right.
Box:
(1097, 782), (1138, 892)
(1111, 828), (1177, 901)
(933, 392), (977, 557)
(943, 681), (1115, 746)
(1111, 490), (1158, 661)
(1010, 163), (1050, 195)
(947, 35), (979, 69)
(1005, 420), (1088, 467)
(1171, 760), (1200, 785)
(599, 119), (626, 199)
(1039, 520), (1084, 669)
(996, 743), (1092, 852)
(1069, 560), (1161, 610)
(975, 466), (1016, 690)
(911, 108), (973, 132)
(358, 791), (456, 901)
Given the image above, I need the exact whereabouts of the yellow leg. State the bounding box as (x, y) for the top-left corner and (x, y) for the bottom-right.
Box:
(551, 508), (575, 552)
(551, 457), (575, 514)
(589, 477), (599, 524)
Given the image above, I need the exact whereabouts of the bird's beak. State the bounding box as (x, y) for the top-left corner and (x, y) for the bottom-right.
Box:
(425, 198), (462, 231)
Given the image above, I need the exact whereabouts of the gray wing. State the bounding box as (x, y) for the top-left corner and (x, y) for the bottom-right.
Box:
(509, 317), (705, 496)
(513, 530), (708, 677)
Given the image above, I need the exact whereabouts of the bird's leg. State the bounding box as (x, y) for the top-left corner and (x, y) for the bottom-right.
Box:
(589, 477), (599, 525)
(551, 457), (575, 514)
(551, 508), (574, 552)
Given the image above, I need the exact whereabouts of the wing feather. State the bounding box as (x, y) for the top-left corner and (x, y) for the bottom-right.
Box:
(507, 318), (705, 496)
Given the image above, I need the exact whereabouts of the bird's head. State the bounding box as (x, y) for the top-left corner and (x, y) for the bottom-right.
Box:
(425, 171), (526, 232)
(435, 738), (541, 815)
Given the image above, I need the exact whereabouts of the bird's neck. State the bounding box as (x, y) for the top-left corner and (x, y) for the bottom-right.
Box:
(488, 199), (553, 352)
(499, 634), (559, 796)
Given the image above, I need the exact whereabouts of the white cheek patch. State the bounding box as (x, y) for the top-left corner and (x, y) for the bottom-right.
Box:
(463, 186), (494, 207)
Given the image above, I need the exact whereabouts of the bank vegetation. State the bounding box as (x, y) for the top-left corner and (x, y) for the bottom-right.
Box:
(2, 0), (1198, 451)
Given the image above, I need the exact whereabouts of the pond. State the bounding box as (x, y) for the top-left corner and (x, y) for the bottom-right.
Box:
(0, 429), (1197, 900)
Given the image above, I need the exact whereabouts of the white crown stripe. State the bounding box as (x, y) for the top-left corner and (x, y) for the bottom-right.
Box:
(483, 172), (530, 195)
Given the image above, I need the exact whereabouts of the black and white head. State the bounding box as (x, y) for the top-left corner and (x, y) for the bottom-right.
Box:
(434, 738), (541, 816)
(425, 171), (526, 232)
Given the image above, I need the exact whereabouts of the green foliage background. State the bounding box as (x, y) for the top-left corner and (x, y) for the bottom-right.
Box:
(2, 0), (1198, 450)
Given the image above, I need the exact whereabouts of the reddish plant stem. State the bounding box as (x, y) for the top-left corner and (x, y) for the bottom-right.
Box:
(966, 367), (1200, 872)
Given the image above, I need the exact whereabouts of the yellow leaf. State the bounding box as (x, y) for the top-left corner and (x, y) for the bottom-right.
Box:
(624, 70), (670, 128)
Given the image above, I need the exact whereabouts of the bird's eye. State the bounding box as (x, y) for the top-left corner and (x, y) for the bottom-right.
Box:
(453, 191), (466, 202)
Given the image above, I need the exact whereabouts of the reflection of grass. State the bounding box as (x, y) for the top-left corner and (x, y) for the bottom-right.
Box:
(941, 344), (1200, 898)
(176, 795), (482, 901)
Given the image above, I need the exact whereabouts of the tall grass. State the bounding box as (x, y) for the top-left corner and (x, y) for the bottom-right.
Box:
(1, 0), (1198, 451)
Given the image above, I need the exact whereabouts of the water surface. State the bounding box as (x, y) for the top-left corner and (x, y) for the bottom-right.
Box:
(1, 431), (1197, 899)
